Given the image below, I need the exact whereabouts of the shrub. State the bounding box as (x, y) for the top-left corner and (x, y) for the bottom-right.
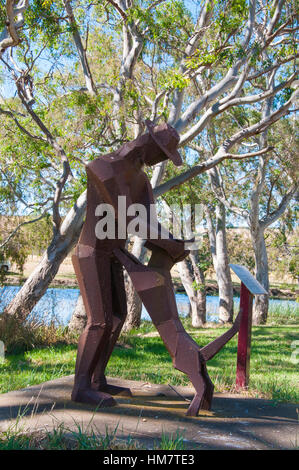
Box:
(0, 313), (77, 354)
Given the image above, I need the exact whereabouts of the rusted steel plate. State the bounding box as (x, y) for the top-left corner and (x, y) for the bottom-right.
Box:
(229, 264), (268, 295)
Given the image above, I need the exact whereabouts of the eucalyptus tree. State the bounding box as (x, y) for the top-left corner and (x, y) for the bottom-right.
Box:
(208, 113), (298, 324)
(0, 0), (297, 323)
(200, 124), (235, 324)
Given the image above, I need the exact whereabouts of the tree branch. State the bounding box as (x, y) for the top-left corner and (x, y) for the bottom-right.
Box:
(154, 147), (272, 198)
(0, 105), (47, 142)
(220, 87), (299, 154)
(0, 212), (48, 250)
(106, 0), (128, 21)
(14, 80), (72, 232)
(0, 0), (29, 56)
(179, 72), (296, 146)
(260, 184), (298, 229)
(63, 0), (97, 96)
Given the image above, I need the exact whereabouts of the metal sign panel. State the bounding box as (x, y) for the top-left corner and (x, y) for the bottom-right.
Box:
(229, 264), (268, 295)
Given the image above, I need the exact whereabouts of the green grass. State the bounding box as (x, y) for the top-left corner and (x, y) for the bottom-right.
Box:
(0, 421), (189, 450)
(231, 300), (299, 325)
(1, 320), (298, 403)
(0, 318), (297, 450)
(267, 302), (299, 325)
(156, 430), (188, 450)
(268, 281), (298, 291)
(116, 322), (299, 403)
(0, 344), (77, 393)
(0, 415), (192, 450)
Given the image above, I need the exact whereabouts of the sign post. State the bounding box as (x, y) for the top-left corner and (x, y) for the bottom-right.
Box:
(236, 282), (253, 388)
(229, 264), (268, 389)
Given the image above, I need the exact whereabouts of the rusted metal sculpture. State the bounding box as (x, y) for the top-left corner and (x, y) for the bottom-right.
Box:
(71, 121), (242, 416)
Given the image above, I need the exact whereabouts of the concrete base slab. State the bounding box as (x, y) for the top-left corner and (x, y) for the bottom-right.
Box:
(0, 375), (298, 450)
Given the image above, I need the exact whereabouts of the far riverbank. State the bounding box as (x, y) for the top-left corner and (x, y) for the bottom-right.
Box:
(4, 272), (298, 301)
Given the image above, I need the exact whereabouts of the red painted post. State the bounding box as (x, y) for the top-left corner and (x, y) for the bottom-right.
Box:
(236, 282), (253, 389)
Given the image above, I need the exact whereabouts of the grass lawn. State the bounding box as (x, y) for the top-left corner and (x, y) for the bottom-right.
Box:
(1, 320), (298, 404)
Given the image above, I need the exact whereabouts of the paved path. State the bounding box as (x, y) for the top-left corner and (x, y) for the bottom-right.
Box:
(0, 376), (297, 449)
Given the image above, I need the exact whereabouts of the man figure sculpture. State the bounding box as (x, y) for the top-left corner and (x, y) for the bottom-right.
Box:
(71, 121), (241, 416)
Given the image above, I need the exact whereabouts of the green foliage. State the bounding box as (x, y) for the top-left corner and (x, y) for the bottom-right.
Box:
(162, 69), (190, 92)
(24, 0), (66, 49)
(0, 214), (52, 283)
(0, 223), (30, 282)
(127, 0), (192, 51)
(215, 0), (249, 35)
(192, 280), (205, 292)
(185, 0), (250, 70)
(289, 256), (299, 282)
(227, 230), (255, 270)
(269, 227), (299, 284)
(196, 240), (213, 274)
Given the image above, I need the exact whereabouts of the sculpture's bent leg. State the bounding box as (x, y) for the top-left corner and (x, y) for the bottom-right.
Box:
(113, 247), (214, 416)
(71, 245), (116, 407)
(91, 257), (132, 396)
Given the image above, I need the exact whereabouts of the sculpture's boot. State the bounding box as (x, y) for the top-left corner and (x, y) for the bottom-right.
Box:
(71, 247), (116, 408)
(91, 258), (132, 397)
(161, 324), (214, 415)
(90, 315), (132, 397)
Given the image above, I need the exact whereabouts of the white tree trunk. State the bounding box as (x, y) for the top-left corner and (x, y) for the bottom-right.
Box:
(215, 202), (234, 323)
(251, 226), (269, 325)
(68, 293), (87, 334)
(178, 252), (206, 327)
(122, 237), (147, 332)
(205, 202), (234, 324)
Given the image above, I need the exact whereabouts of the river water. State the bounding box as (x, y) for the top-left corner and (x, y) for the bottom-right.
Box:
(0, 285), (298, 325)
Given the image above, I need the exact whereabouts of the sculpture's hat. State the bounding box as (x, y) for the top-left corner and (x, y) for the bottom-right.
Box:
(145, 120), (182, 166)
